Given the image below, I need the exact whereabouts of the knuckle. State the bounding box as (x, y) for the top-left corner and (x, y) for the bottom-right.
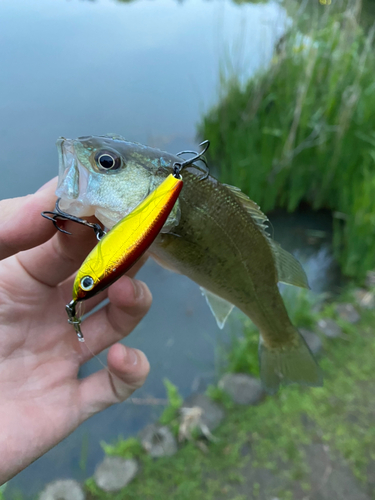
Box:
(137, 282), (152, 312)
(126, 280), (152, 317)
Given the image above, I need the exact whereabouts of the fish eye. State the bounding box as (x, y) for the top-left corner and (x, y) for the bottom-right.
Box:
(80, 276), (95, 291)
(94, 149), (122, 171)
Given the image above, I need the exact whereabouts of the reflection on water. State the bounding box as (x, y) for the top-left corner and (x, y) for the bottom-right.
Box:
(270, 208), (342, 294)
(0, 1), (339, 498)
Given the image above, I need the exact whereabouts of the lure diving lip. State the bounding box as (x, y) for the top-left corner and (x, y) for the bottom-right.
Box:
(66, 172), (183, 341)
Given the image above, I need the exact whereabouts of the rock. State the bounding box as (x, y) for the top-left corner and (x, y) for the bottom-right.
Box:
(299, 328), (323, 355)
(317, 318), (342, 338)
(139, 424), (177, 457)
(365, 270), (375, 289)
(94, 456), (138, 492)
(39, 479), (85, 500)
(354, 288), (375, 309)
(335, 303), (360, 324)
(218, 373), (264, 405)
(182, 393), (224, 431)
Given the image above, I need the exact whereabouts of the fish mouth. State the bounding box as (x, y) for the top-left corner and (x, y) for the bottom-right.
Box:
(55, 137), (95, 217)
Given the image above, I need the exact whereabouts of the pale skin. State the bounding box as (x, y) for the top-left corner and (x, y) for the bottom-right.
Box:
(0, 179), (152, 484)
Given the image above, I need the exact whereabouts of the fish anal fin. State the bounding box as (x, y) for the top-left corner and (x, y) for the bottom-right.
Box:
(270, 241), (310, 289)
(200, 287), (234, 329)
(258, 332), (322, 394)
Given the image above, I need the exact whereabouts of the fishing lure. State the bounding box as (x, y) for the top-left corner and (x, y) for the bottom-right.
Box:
(42, 141), (210, 340)
(66, 172), (183, 340)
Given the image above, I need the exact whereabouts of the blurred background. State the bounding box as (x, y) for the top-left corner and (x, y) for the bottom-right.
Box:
(1, 0), (375, 498)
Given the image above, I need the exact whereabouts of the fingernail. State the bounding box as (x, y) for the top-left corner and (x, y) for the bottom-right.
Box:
(132, 279), (144, 300)
(36, 177), (57, 193)
(124, 346), (138, 366)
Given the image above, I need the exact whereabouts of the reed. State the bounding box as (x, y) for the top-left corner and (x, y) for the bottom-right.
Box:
(200, 0), (375, 278)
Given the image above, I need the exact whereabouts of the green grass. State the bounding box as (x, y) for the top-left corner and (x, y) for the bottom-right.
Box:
(200, 0), (375, 279)
(84, 289), (375, 499)
(158, 378), (184, 427)
(101, 437), (144, 460)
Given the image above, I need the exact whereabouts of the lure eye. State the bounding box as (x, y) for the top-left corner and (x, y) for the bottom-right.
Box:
(94, 149), (122, 171)
(80, 276), (95, 291)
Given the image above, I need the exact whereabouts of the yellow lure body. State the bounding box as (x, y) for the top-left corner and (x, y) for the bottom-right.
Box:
(72, 173), (183, 301)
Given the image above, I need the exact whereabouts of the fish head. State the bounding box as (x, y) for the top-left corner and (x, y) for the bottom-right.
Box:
(56, 135), (181, 229)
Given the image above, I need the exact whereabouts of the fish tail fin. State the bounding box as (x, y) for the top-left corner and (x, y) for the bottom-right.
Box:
(258, 330), (323, 394)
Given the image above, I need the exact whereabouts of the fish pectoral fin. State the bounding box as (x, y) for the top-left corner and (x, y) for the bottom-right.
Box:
(200, 288), (234, 329)
(270, 241), (310, 289)
(258, 331), (323, 394)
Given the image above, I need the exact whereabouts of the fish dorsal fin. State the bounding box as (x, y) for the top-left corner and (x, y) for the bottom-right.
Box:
(102, 133), (126, 141)
(225, 184), (309, 289)
(269, 241), (310, 289)
(224, 184), (270, 235)
(200, 287), (234, 329)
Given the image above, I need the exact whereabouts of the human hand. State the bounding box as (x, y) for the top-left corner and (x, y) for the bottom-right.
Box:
(0, 179), (152, 484)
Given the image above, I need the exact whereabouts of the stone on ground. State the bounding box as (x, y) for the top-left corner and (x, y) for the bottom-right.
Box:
(218, 373), (264, 405)
(299, 328), (323, 355)
(354, 288), (375, 309)
(335, 303), (360, 324)
(139, 424), (177, 457)
(183, 393), (224, 431)
(365, 270), (375, 289)
(39, 479), (85, 500)
(317, 318), (343, 338)
(94, 456), (138, 492)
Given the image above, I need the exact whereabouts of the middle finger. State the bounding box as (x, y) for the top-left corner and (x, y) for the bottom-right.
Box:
(76, 276), (152, 364)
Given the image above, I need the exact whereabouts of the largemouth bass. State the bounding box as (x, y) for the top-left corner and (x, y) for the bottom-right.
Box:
(56, 135), (322, 393)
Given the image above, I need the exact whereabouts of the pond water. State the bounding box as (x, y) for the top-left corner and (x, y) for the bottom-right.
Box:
(0, 0), (341, 498)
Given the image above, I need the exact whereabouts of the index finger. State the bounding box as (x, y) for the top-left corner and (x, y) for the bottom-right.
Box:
(16, 217), (101, 288)
(0, 179), (57, 261)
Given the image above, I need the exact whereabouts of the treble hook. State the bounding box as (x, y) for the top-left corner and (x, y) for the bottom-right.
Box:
(66, 299), (84, 342)
(176, 149), (210, 179)
(41, 199), (105, 240)
(174, 140), (210, 180)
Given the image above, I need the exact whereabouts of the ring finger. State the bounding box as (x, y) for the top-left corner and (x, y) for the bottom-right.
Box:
(76, 276), (152, 364)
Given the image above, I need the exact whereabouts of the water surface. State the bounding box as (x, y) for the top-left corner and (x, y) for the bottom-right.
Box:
(0, 0), (285, 198)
